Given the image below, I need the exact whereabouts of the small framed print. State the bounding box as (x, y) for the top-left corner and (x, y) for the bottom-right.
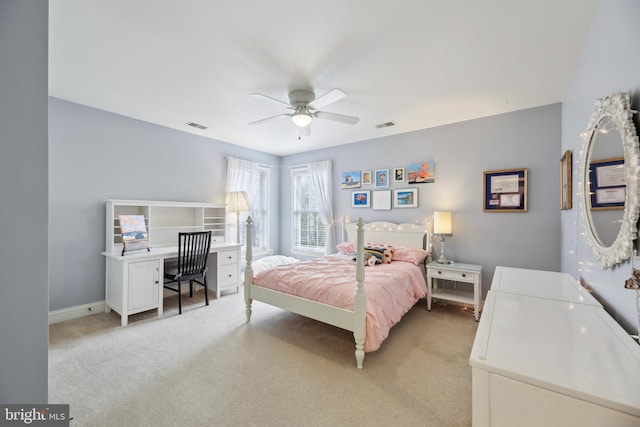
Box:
(394, 168), (405, 182)
(351, 190), (370, 208)
(375, 169), (389, 187)
(362, 170), (372, 185)
(483, 168), (528, 212)
(372, 190), (392, 210)
(560, 150), (572, 210)
(393, 188), (418, 208)
(589, 157), (625, 210)
(341, 171), (361, 189)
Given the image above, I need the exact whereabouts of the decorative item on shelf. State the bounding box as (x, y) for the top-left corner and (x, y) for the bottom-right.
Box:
(118, 214), (150, 256)
(433, 211), (453, 264)
(226, 191), (251, 244)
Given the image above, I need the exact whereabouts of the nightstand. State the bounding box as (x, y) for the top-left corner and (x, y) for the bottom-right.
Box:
(426, 261), (482, 321)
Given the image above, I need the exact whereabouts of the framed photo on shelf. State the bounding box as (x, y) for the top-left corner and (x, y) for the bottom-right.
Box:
(372, 190), (392, 210)
(394, 168), (405, 182)
(351, 190), (370, 208)
(393, 188), (418, 208)
(589, 157), (625, 210)
(483, 168), (528, 212)
(362, 170), (372, 185)
(375, 169), (389, 187)
(560, 150), (572, 210)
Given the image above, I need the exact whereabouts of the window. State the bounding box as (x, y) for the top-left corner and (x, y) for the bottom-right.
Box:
(292, 167), (327, 254)
(227, 163), (270, 254)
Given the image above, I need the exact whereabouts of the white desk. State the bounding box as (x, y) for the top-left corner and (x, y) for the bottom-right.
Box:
(102, 243), (241, 326)
(490, 266), (602, 306)
(470, 268), (640, 426)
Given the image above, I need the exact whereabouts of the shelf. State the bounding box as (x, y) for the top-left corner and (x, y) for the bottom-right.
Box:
(431, 288), (474, 305)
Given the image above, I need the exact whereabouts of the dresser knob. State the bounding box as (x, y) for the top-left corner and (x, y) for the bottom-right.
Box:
(462, 273), (466, 278)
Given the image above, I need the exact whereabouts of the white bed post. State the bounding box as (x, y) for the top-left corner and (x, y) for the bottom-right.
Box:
(244, 216), (253, 322)
(354, 217), (366, 369)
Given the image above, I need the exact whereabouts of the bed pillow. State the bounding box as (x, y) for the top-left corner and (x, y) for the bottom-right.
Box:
(365, 242), (394, 264)
(393, 246), (429, 265)
(250, 255), (299, 276)
(336, 241), (357, 255)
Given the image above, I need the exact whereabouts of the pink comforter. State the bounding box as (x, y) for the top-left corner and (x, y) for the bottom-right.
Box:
(253, 254), (427, 352)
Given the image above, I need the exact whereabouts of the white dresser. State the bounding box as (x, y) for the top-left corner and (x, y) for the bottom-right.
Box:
(470, 267), (640, 426)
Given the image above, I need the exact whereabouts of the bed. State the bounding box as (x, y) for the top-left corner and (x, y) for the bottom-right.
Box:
(243, 217), (430, 368)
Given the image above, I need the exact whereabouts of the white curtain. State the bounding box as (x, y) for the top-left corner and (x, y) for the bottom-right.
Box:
(226, 157), (260, 245)
(308, 160), (335, 254)
(226, 157), (259, 207)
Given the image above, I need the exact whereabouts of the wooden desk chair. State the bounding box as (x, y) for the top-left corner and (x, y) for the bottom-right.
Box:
(163, 231), (212, 314)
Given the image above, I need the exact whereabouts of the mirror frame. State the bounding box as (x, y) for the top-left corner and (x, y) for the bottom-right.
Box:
(579, 92), (640, 269)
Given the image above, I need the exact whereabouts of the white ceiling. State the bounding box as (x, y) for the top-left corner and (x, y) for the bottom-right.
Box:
(49, 0), (599, 156)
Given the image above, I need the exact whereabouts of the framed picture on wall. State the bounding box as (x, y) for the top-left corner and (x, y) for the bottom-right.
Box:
(362, 170), (372, 185)
(483, 168), (528, 212)
(351, 190), (370, 208)
(341, 171), (361, 189)
(372, 190), (392, 210)
(393, 188), (418, 208)
(394, 168), (405, 182)
(375, 169), (389, 187)
(560, 150), (572, 210)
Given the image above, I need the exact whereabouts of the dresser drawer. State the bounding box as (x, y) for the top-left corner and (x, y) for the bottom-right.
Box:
(219, 249), (239, 266)
(431, 267), (477, 282)
(218, 264), (239, 286)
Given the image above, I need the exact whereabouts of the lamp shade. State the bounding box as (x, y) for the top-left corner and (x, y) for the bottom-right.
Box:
(433, 211), (452, 235)
(291, 110), (312, 127)
(226, 191), (251, 213)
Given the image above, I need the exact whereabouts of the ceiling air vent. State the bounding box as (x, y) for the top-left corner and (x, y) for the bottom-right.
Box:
(186, 121), (208, 130)
(375, 121), (396, 129)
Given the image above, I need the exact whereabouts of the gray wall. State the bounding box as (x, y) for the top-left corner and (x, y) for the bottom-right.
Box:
(561, 0), (640, 333)
(0, 0), (49, 403)
(282, 104), (562, 291)
(48, 97), (280, 311)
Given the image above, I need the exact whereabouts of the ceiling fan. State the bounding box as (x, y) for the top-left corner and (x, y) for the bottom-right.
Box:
(249, 88), (359, 138)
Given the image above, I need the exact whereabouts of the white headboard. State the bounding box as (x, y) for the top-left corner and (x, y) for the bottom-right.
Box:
(343, 220), (430, 250)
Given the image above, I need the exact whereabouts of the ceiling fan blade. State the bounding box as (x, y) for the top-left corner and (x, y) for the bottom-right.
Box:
(307, 89), (346, 110)
(250, 93), (292, 108)
(314, 111), (359, 125)
(248, 113), (291, 125)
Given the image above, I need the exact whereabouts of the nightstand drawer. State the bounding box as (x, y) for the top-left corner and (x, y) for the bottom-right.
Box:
(431, 268), (476, 282)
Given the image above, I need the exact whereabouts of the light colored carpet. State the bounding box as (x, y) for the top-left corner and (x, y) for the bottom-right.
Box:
(49, 288), (478, 426)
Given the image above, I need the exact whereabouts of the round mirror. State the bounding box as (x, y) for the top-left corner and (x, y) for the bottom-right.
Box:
(579, 93), (640, 269)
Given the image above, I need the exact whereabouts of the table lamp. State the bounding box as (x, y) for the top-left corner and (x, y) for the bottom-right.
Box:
(226, 191), (251, 244)
(433, 211), (453, 264)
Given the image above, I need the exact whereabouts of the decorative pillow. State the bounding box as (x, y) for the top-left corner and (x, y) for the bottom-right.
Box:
(365, 242), (394, 264)
(354, 247), (384, 264)
(336, 241), (357, 255)
(393, 246), (429, 265)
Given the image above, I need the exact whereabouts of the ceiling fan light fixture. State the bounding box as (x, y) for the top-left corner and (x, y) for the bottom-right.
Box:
(291, 109), (312, 128)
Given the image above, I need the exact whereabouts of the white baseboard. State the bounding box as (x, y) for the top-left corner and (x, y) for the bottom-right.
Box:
(49, 301), (106, 325)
